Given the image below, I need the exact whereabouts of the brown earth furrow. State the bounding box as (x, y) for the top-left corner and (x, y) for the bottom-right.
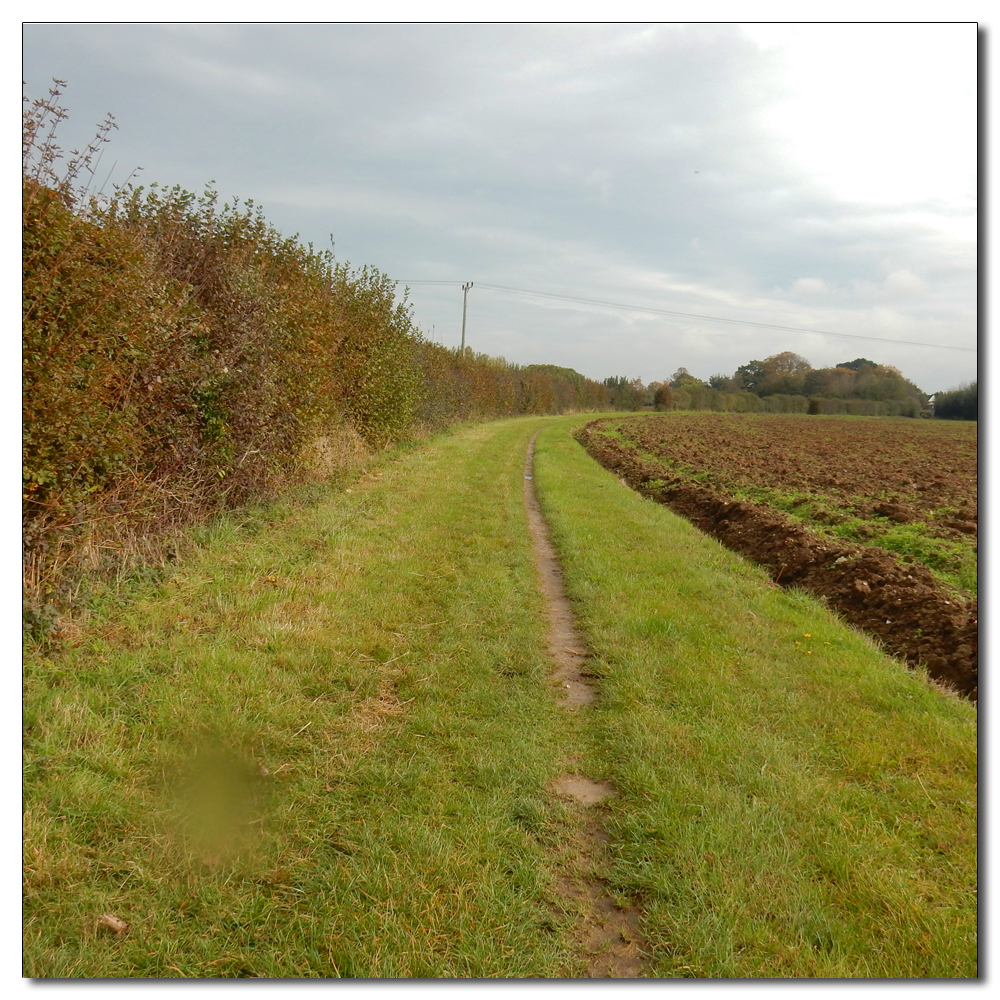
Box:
(578, 421), (977, 702)
(523, 433), (649, 978)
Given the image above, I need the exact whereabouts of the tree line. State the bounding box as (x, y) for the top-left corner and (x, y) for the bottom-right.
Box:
(22, 85), (975, 633)
(601, 351), (974, 420)
(932, 382), (977, 421)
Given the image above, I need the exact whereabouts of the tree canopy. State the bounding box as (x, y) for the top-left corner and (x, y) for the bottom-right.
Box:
(637, 352), (932, 413)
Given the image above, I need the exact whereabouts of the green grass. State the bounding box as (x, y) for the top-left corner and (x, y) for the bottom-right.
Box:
(24, 414), (977, 978)
(533, 420), (977, 978)
(23, 417), (576, 978)
(595, 415), (978, 599)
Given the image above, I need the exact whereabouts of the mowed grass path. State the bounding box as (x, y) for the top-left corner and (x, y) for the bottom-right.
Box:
(24, 415), (977, 978)
(24, 417), (571, 978)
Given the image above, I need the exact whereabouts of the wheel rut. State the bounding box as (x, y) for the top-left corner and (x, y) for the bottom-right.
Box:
(523, 433), (649, 979)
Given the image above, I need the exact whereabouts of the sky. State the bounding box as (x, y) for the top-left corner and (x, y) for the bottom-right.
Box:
(21, 21), (978, 394)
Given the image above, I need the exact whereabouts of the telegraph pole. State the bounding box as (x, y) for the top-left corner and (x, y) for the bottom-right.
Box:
(460, 282), (473, 354)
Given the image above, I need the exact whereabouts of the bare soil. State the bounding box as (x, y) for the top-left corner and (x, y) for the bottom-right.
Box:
(523, 435), (649, 978)
(610, 413), (978, 533)
(578, 420), (977, 702)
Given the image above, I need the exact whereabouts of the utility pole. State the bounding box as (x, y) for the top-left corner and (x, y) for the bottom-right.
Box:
(460, 282), (473, 354)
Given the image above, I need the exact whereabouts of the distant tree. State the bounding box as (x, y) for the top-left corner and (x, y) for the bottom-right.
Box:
(734, 359), (767, 393)
(732, 353), (812, 396)
(602, 375), (645, 410)
(853, 364), (927, 402)
(628, 378), (648, 408)
(670, 367), (706, 388)
(934, 382), (977, 420)
(804, 366), (858, 398)
(757, 352), (812, 396)
(525, 364), (588, 388)
(710, 351), (927, 409)
(837, 358), (878, 371)
(653, 382), (672, 411)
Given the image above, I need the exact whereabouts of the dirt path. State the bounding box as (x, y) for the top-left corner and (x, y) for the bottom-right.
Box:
(522, 433), (649, 978)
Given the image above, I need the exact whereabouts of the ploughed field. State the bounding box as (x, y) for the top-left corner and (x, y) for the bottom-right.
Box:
(579, 414), (978, 700)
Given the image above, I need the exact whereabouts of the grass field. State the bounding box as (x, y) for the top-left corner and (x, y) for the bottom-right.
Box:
(23, 415), (977, 978)
(24, 418), (572, 978)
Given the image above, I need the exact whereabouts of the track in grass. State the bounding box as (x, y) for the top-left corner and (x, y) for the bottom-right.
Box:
(23, 418), (576, 978)
(533, 421), (977, 978)
(522, 433), (648, 978)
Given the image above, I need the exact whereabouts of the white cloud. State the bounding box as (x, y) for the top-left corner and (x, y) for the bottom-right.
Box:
(883, 270), (924, 298)
(742, 23), (977, 212)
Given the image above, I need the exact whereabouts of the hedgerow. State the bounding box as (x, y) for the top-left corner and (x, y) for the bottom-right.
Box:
(22, 85), (610, 633)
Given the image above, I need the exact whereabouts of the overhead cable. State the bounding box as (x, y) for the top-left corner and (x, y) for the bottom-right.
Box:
(392, 279), (975, 353)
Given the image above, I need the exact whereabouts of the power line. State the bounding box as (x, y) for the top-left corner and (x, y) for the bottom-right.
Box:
(478, 283), (975, 353)
(392, 278), (975, 354)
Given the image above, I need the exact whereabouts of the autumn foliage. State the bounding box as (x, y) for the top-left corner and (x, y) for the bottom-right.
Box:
(23, 86), (609, 629)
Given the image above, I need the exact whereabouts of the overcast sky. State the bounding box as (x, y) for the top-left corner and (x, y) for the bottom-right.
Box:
(22, 22), (978, 393)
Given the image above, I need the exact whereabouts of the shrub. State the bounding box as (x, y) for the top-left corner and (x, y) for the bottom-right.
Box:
(934, 382), (977, 421)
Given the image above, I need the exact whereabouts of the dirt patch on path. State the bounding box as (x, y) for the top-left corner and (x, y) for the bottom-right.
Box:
(523, 434), (649, 978)
(523, 437), (596, 711)
(578, 422), (977, 701)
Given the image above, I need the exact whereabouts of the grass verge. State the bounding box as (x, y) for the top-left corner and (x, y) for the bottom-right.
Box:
(23, 418), (574, 978)
(533, 419), (977, 978)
